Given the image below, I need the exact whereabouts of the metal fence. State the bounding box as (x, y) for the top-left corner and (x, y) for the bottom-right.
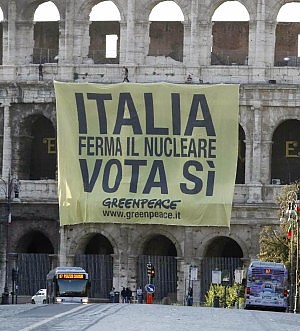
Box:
(75, 254), (113, 299)
(17, 253), (50, 295)
(200, 256), (243, 303)
(137, 255), (177, 302)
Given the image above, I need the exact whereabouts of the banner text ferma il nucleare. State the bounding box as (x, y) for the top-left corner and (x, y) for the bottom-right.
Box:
(55, 82), (239, 226)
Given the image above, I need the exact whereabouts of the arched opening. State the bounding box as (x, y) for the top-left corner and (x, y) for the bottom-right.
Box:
(211, 1), (249, 65)
(275, 2), (300, 66)
(84, 234), (114, 254)
(16, 230), (54, 254)
(236, 125), (246, 184)
(138, 234), (177, 301)
(201, 236), (244, 301)
(76, 234), (114, 299)
(142, 234), (177, 256)
(148, 1), (184, 62)
(271, 119), (300, 184)
(29, 116), (56, 180)
(204, 236), (243, 258)
(16, 230), (54, 296)
(33, 1), (60, 63)
(89, 1), (121, 64)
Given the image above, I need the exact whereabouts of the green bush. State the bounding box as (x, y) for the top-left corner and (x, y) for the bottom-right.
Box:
(204, 283), (245, 308)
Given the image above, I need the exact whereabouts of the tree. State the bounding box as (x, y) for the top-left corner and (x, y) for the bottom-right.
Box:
(259, 183), (299, 271)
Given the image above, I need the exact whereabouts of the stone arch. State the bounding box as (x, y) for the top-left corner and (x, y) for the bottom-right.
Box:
(211, 1), (250, 65)
(16, 113), (56, 179)
(28, 115), (56, 180)
(67, 225), (117, 256)
(274, 2), (300, 66)
(147, 1), (184, 62)
(271, 119), (300, 184)
(88, 1), (121, 64)
(16, 230), (54, 254)
(77, 0), (126, 22)
(203, 236), (243, 257)
(209, 0), (253, 21)
(17, 1), (63, 21)
(134, 229), (182, 257)
(142, 234), (177, 256)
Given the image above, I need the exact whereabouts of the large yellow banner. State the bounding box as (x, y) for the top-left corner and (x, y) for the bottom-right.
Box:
(55, 82), (239, 227)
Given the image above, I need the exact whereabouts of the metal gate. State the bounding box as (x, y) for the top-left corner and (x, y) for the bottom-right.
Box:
(17, 253), (51, 295)
(75, 254), (113, 299)
(200, 257), (243, 302)
(137, 255), (177, 301)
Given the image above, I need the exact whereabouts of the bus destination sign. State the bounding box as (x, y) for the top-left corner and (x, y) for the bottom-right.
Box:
(58, 273), (85, 279)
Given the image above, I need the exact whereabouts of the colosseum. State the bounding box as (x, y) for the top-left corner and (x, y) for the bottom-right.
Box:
(0, 0), (299, 304)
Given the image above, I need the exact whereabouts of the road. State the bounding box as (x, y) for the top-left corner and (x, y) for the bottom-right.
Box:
(0, 303), (300, 331)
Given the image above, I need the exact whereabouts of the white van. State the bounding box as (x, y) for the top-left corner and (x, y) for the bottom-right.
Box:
(31, 289), (47, 304)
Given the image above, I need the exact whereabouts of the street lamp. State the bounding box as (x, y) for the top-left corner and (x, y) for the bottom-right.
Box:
(0, 172), (20, 305)
(279, 184), (300, 313)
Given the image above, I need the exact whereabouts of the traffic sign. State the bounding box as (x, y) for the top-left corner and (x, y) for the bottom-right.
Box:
(145, 284), (155, 293)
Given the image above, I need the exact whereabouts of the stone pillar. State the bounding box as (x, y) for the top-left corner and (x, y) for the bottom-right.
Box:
(61, 1), (75, 63)
(176, 256), (185, 303)
(2, 1), (16, 65)
(15, 21), (34, 65)
(261, 139), (273, 184)
(250, 0), (266, 67)
(244, 139), (252, 184)
(251, 105), (262, 184)
(125, 0), (136, 64)
(1, 103), (12, 180)
(199, 21), (212, 66)
(182, 21), (191, 66)
(187, 0), (200, 66)
(59, 225), (68, 266)
(247, 105), (263, 202)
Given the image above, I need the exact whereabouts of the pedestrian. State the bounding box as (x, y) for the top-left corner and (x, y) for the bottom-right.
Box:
(185, 73), (192, 84)
(109, 287), (115, 303)
(122, 66), (129, 82)
(38, 63), (43, 81)
(125, 287), (132, 303)
(121, 286), (126, 303)
(187, 286), (193, 306)
(137, 286), (143, 304)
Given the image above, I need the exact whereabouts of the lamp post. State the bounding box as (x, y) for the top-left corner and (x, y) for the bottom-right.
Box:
(0, 172), (20, 305)
(280, 185), (300, 313)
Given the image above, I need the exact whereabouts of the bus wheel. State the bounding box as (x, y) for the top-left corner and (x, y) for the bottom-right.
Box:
(31, 299), (35, 304)
(43, 299), (46, 304)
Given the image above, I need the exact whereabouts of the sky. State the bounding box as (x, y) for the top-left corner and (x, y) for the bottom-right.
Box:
(28, 1), (300, 22)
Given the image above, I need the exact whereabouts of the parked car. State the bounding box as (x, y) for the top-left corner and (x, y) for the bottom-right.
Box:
(31, 289), (47, 304)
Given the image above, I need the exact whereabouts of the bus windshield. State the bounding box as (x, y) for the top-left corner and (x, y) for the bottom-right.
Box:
(57, 279), (88, 297)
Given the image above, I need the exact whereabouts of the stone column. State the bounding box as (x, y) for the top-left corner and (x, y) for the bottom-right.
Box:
(125, 0), (136, 64)
(2, 1), (16, 65)
(244, 139), (252, 184)
(61, 1), (75, 63)
(247, 105), (263, 202)
(188, 0), (200, 66)
(250, 0), (266, 67)
(1, 103), (12, 180)
(15, 20), (34, 65)
(261, 139), (273, 184)
(198, 20), (212, 66)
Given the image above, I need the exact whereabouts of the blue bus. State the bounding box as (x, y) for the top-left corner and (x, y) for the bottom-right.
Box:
(244, 261), (288, 311)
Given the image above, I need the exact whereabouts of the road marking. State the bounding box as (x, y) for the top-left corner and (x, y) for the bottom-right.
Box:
(19, 305), (86, 331)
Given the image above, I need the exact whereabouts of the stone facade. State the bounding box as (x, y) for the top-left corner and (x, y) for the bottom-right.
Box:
(0, 0), (299, 303)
